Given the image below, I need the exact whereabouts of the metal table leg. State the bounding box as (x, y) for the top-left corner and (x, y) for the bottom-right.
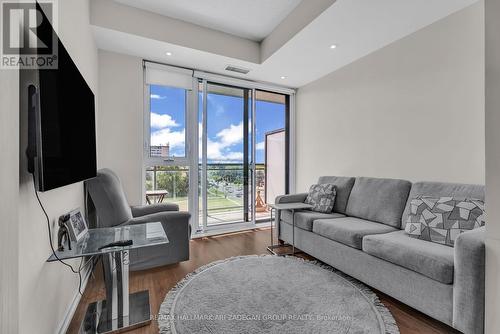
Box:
(79, 230), (152, 333)
(292, 209), (295, 255)
(267, 207), (297, 256)
(270, 207), (274, 246)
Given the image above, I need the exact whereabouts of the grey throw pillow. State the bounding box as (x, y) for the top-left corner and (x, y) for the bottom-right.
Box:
(405, 196), (485, 247)
(305, 184), (337, 213)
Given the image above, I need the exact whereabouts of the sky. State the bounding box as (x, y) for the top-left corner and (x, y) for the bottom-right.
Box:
(150, 85), (285, 163)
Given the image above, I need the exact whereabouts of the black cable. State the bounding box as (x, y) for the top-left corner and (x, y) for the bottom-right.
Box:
(77, 256), (97, 296)
(78, 258), (83, 296)
(32, 174), (79, 273)
(32, 174), (92, 295)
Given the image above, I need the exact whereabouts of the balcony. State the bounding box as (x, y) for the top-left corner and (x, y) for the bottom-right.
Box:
(145, 164), (273, 228)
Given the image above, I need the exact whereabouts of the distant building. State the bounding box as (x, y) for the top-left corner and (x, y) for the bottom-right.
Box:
(151, 144), (170, 157)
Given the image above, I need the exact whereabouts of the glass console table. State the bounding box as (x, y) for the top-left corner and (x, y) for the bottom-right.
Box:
(47, 222), (168, 334)
(267, 202), (313, 256)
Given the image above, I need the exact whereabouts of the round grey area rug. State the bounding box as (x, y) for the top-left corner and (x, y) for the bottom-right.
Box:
(158, 255), (399, 334)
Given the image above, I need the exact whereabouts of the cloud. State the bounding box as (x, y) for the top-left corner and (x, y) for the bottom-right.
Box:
(216, 122), (243, 147)
(256, 141), (265, 150)
(207, 94), (225, 116)
(223, 151), (244, 161)
(151, 113), (179, 128)
(151, 94), (166, 100)
(151, 128), (185, 149)
(206, 139), (243, 162)
(149, 112), (184, 155)
(211, 122), (244, 162)
(196, 122), (244, 162)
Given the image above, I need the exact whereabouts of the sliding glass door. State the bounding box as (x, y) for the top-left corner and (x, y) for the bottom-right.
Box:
(198, 83), (289, 231)
(200, 83), (251, 228)
(144, 62), (292, 235)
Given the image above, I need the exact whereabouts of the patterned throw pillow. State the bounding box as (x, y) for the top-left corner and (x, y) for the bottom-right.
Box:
(305, 184), (337, 213)
(405, 196), (485, 247)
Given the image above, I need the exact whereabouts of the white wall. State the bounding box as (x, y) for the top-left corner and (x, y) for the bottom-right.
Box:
(295, 2), (485, 191)
(16, 1), (99, 333)
(0, 59), (20, 334)
(485, 0), (500, 332)
(97, 50), (144, 206)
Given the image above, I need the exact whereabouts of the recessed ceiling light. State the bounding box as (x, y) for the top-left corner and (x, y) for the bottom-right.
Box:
(280, 76), (286, 79)
(330, 44), (337, 49)
(166, 52), (172, 56)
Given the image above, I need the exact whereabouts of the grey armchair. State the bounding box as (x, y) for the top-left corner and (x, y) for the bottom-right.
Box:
(84, 168), (191, 271)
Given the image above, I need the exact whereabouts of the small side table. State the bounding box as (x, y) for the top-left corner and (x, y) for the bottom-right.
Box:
(47, 222), (169, 334)
(267, 202), (313, 256)
(145, 190), (169, 204)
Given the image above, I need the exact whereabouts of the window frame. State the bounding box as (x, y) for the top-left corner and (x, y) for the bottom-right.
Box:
(144, 84), (191, 167)
(141, 62), (296, 236)
(142, 64), (200, 231)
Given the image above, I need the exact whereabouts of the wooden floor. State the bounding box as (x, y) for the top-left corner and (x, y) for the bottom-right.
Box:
(68, 228), (458, 334)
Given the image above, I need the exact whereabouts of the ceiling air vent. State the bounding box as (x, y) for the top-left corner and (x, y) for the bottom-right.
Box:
(225, 65), (250, 75)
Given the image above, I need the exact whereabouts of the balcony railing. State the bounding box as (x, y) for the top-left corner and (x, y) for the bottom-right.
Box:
(145, 164), (269, 225)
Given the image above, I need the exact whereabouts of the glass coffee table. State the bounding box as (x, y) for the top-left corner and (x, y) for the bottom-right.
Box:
(267, 202), (313, 256)
(47, 222), (168, 334)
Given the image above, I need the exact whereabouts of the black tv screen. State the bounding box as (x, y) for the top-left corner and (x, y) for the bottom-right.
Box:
(33, 3), (96, 191)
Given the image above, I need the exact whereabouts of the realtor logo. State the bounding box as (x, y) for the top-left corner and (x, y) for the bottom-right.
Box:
(1, 0), (58, 69)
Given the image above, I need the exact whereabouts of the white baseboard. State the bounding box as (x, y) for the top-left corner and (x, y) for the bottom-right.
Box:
(57, 267), (92, 334)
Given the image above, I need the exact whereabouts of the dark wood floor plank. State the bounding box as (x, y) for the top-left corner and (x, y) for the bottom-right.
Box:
(67, 228), (457, 334)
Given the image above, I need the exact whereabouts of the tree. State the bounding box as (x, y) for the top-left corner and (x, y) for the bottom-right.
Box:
(150, 166), (189, 198)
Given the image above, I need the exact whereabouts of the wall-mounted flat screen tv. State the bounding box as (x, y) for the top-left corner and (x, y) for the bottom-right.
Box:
(23, 2), (96, 191)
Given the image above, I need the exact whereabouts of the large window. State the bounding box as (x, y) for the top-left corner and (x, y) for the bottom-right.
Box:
(143, 62), (294, 235)
(144, 84), (191, 209)
(148, 85), (187, 159)
(143, 62), (196, 217)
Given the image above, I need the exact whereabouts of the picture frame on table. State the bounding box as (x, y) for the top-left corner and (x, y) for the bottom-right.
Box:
(66, 208), (89, 242)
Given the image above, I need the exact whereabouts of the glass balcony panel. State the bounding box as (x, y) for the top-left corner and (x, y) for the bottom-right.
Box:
(145, 166), (189, 211)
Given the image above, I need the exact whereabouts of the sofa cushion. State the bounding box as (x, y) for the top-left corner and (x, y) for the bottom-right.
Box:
(405, 196), (485, 247)
(345, 177), (411, 228)
(401, 181), (485, 229)
(363, 230), (455, 284)
(317, 176), (355, 214)
(305, 183), (337, 213)
(281, 210), (345, 231)
(312, 217), (398, 249)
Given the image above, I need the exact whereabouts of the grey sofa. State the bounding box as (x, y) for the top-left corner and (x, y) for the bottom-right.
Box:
(276, 176), (485, 334)
(85, 169), (191, 271)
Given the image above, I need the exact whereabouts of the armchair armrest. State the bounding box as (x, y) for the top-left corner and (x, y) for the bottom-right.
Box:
(275, 193), (308, 204)
(125, 211), (191, 237)
(131, 203), (179, 217)
(453, 227), (485, 334)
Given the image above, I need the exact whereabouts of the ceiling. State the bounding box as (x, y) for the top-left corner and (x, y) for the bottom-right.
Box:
(94, 0), (480, 88)
(113, 0), (302, 41)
